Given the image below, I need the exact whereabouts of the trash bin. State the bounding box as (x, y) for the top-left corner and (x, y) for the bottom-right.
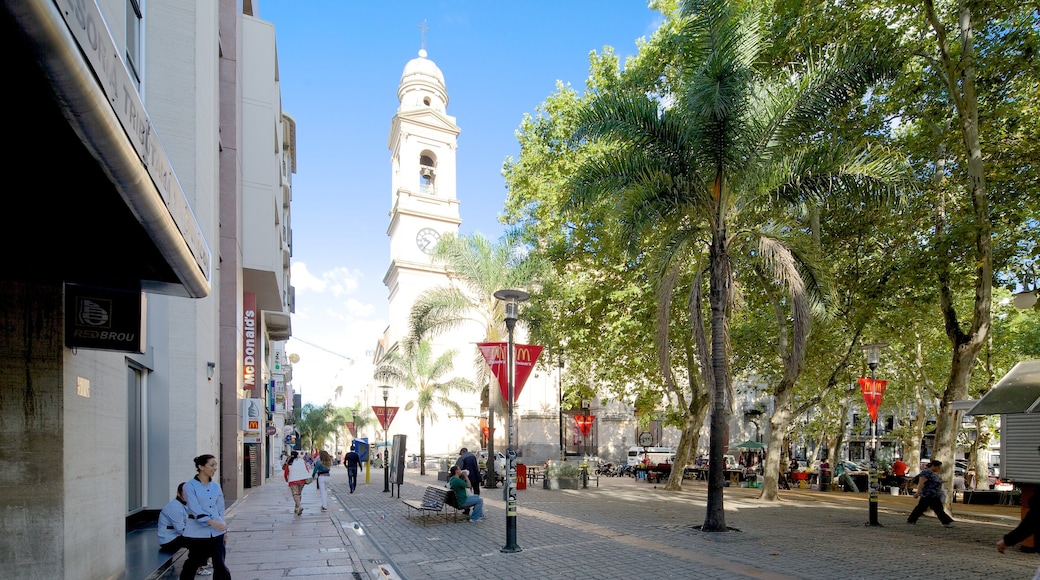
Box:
(820, 466), (832, 492)
(516, 463), (527, 490)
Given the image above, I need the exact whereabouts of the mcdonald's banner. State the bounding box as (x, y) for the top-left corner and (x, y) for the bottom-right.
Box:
(373, 406), (399, 430)
(346, 421), (356, 438)
(858, 377), (889, 423)
(574, 414), (595, 437)
(477, 342), (544, 403)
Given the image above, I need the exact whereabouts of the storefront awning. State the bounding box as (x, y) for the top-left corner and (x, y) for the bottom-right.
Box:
(5, 0), (211, 298)
(966, 360), (1040, 415)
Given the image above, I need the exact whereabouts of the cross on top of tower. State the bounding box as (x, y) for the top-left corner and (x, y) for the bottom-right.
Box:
(417, 19), (429, 53)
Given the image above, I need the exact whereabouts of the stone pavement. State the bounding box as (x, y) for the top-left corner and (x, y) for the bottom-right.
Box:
(164, 466), (1039, 579)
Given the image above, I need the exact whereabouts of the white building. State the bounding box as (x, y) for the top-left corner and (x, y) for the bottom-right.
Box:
(0, 1), (292, 577)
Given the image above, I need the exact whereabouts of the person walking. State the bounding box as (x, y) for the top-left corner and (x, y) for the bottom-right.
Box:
(181, 455), (230, 580)
(907, 460), (955, 528)
(312, 450), (333, 512)
(283, 451), (311, 516)
(158, 482), (213, 576)
(343, 444), (362, 493)
(448, 466), (484, 522)
(996, 445), (1040, 579)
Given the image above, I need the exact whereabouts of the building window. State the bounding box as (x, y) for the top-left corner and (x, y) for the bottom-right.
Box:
(125, 0), (143, 88)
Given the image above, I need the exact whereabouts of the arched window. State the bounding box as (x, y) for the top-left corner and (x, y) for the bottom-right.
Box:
(419, 153), (436, 195)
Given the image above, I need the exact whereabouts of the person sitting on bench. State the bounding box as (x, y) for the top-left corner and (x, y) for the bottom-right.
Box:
(449, 467), (484, 523)
(158, 482), (212, 576)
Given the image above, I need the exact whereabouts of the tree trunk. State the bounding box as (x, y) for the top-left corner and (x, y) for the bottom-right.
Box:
(703, 210), (732, 532)
(419, 415), (426, 476)
(923, 0), (993, 514)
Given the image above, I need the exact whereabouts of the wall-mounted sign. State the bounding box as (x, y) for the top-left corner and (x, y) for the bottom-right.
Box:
(64, 284), (146, 353)
(243, 292), (257, 390)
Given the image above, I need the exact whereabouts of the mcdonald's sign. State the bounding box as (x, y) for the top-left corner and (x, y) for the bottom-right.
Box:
(477, 342), (544, 403)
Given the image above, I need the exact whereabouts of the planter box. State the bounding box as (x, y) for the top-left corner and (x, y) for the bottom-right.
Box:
(543, 477), (581, 490)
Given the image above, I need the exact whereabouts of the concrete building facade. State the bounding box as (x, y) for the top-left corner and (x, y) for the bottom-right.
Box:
(0, 1), (292, 577)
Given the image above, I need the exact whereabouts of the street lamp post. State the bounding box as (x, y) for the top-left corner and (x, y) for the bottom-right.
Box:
(862, 342), (888, 527)
(558, 355), (564, 461)
(494, 288), (529, 554)
(381, 385), (392, 493)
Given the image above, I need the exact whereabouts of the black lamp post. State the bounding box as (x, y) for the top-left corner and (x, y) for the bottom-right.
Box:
(494, 288), (529, 554)
(558, 355), (564, 460)
(381, 385), (392, 493)
(862, 342), (887, 526)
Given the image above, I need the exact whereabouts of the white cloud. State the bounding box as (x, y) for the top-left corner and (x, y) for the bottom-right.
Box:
(291, 262), (362, 296)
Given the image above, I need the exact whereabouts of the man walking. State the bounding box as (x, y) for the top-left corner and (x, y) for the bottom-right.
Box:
(907, 460), (955, 528)
(996, 445), (1040, 579)
(344, 444), (362, 493)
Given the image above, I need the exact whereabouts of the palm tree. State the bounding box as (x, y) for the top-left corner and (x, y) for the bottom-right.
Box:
(373, 338), (475, 475)
(567, 0), (902, 531)
(296, 403), (338, 452)
(408, 232), (541, 484)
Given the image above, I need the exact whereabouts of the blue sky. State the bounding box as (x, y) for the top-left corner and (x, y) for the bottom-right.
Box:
(260, 1), (663, 405)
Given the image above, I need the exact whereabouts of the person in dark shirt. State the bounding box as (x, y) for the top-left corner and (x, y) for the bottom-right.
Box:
(343, 444), (362, 493)
(456, 447), (481, 496)
(997, 445), (1039, 578)
(907, 460), (954, 527)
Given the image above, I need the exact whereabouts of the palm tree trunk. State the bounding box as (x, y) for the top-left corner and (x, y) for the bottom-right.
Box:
(420, 415), (426, 476)
(703, 215), (732, 532)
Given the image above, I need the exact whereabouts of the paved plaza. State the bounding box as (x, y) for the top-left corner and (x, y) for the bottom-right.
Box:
(159, 466), (1038, 579)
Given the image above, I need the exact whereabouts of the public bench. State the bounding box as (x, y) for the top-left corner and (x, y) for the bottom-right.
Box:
(402, 486), (461, 524)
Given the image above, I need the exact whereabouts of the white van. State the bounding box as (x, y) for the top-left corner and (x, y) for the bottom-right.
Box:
(627, 446), (676, 467)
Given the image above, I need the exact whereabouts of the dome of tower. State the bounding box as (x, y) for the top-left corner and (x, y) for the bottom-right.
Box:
(398, 49), (448, 111)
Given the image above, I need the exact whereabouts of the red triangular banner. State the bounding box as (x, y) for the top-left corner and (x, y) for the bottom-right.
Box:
(574, 414), (595, 437)
(478, 342), (544, 403)
(858, 377), (888, 423)
(345, 421), (356, 438)
(372, 406), (399, 430)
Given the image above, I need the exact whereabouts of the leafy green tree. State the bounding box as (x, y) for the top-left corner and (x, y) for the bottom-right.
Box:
(373, 339), (475, 475)
(409, 232), (540, 482)
(296, 403), (337, 453)
(564, 0), (902, 530)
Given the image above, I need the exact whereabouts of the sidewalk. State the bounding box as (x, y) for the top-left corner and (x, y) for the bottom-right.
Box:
(168, 467), (1037, 579)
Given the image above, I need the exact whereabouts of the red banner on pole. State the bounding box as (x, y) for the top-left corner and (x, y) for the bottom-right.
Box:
(573, 414), (595, 437)
(372, 406), (398, 431)
(345, 421), (356, 438)
(858, 377), (888, 422)
(477, 342), (544, 403)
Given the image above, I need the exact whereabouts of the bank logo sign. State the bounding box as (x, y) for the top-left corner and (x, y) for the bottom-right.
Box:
(64, 284), (146, 353)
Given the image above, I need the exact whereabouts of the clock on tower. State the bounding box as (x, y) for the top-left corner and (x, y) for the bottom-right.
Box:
(416, 228), (441, 255)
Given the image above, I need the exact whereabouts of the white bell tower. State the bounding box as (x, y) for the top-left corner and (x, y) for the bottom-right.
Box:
(381, 48), (461, 353)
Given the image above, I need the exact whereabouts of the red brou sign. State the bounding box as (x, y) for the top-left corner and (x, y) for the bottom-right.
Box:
(477, 342), (544, 403)
(858, 377), (889, 423)
(345, 421), (356, 438)
(372, 406), (399, 430)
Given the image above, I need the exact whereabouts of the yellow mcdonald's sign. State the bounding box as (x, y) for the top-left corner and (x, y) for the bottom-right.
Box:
(516, 347), (533, 362)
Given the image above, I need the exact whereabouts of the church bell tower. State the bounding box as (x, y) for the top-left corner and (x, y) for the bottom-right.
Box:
(381, 48), (461, 352)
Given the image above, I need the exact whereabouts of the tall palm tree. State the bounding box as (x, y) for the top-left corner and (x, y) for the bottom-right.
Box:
(408, 232), (541, 484)
(373, 339), (475, 475)
(567, 0), (902, 531)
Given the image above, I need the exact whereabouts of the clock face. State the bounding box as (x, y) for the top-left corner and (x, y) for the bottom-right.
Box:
(416, 228), (441, 255)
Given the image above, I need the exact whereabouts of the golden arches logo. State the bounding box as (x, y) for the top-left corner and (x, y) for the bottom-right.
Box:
(516, 348), (533, 362)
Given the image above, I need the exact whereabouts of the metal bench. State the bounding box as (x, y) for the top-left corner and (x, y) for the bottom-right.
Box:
(402, 486), (461, 524)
